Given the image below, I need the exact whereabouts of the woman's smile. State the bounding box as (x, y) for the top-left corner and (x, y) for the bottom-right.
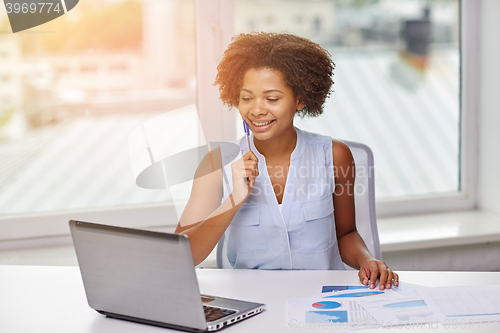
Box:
(248, 118), (276, 131)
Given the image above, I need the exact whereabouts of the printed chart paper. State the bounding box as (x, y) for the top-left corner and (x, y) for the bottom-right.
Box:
(356, 293), (437, 326)
(419, 285), (500, 323)
(340, 282), (438, 327)
(289, 286), (389, 329)
(288, 297), (378, 329)
(307, 285), (391, 299)
(321, 285), (372, 293)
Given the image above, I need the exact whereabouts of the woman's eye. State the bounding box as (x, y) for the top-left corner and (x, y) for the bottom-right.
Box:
(268, 98), (279, 102)
(241, 97), (252, 101)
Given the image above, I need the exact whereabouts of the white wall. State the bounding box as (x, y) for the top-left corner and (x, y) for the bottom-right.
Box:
(478, 0), (500, 215)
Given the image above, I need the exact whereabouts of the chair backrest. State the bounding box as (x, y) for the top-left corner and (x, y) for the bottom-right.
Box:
(342, 140), (382, 261)
(216, 140), (381, 269)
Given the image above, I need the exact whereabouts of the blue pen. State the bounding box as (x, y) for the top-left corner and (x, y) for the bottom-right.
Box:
(243, 120), (251, 153)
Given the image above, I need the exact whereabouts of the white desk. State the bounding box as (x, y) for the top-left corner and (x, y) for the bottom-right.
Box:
(1, 266), (500, 332)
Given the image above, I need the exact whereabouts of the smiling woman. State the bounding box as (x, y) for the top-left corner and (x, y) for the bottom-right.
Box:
(175, 32), (398, 290)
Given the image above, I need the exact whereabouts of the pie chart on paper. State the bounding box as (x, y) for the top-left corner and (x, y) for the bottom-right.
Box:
(311, 301), (342, 309)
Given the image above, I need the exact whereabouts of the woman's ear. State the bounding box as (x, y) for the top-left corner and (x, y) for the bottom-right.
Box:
(296, 96), (306, 111)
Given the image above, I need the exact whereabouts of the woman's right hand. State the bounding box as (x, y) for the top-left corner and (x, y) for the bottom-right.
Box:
(231, 151), (259, 205)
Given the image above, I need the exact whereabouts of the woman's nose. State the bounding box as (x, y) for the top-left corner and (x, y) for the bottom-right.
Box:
(250, 99), (267, 116)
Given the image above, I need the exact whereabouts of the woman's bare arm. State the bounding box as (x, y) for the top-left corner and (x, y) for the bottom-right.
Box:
(332, 140), (373, 268)
(332, 140), (398, 289)
(174, 147), (258, 265)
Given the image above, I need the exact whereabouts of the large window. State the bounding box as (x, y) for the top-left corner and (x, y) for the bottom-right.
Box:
(0, 0), (478, 241)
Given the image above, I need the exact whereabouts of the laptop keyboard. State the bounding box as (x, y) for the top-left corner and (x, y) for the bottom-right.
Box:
(203, 305), (236, 322)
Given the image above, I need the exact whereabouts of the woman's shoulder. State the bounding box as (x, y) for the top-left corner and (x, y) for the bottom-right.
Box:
(331, 139), (355, 170)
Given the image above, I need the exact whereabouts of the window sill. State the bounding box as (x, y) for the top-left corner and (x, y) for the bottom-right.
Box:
(202, 211), (500, 270)
(3, 210), (500, 268)
(378, 209), (500, 253)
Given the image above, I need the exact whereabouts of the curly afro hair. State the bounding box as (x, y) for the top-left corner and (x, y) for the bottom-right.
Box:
(214, 32), (335, 117)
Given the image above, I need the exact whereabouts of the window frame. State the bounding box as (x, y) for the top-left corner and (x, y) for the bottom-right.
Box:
(376, 0), (479, 217)
(221, 0), (480, 217)
(211, 0), (479, 217)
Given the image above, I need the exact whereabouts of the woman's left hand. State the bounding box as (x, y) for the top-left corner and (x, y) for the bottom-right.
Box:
(358, 259), (399, 290)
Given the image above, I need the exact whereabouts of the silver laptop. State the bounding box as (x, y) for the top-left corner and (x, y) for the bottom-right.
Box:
(69, 220), (265, 332)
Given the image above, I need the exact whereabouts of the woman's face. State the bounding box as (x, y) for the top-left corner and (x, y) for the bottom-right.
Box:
(238, 67), (305, 142)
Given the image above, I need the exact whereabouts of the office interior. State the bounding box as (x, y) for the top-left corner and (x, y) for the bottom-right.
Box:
(0, 0), (499, 273)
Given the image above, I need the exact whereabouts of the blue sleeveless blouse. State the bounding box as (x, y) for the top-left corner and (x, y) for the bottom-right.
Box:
(220, 127), (345, 270)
